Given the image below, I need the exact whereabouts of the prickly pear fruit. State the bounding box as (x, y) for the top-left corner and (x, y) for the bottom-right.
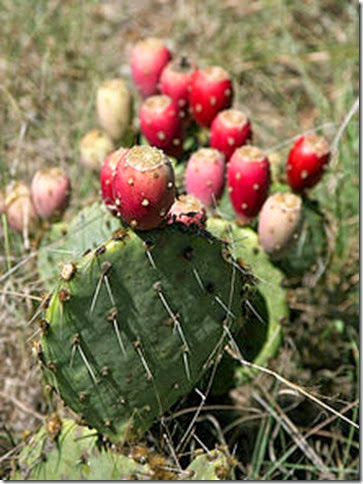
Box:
(79, 129), (114, 171)
(139, 95), (183, 155)
(113, 145), (175, 230)
(96, 79), (132, 141)
(258, 192), (303, 256)
(185, 148), (225, 207)
(168, 194), (207, 228)
(5, 182), (38, 233)
(31, 168), (71, 220)
(210, 109), (252, 161)
(160, 56), (196, 113)
(227, 146), (270, 225)
(131, 38), (171, 98)
(189, 66), (233, 127)
(100, 147), (128, 214)
(286, 134), (330, 191)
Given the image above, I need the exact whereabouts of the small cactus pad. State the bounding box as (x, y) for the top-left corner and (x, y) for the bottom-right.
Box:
(40, 223), (251, 440)
(184, 448), (233, 480)
(11, 418), (152, 480)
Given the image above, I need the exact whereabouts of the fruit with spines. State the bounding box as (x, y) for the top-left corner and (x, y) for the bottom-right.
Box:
(31, 168), (71, 220)
(100, 147), (128, 215)
(96, 79), (132, 141)
(113, 145), (175, 230)
(185, 148), (225, 207)
(79, 129), (114, 171)
(168, 194), (207, 228)
(189, 66), (233, 127)
(227, 146), (270, 224)
(5, 182), (38, 233)
(210, 109), (252, 161)
(160, 55), (196, 114)
(258, 192), (303, 257)
(131, 38), (171, 98)
(286, 134), (330, 192)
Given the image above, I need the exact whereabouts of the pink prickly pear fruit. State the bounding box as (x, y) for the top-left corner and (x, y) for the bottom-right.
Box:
(5, 182), (38, 233)
(131, 38), (172, 98)
(113, 145), (175, 230)
(227, 146), (270, 225)
(79, 129), (114, 171)
(139, 95), (183, 155)
(160, 56), (196, 114)
(210, 109), (252, 161)
(286, 134), (330, 192)
(258, 192), (303, 256)
(100, 147), (129, 214)
(185, 148), (225, 207)
(168, 194), (207, 228)
(189, 66), (233, 127)
(96, 79), (132, 141)
(31, 168), (71, 220)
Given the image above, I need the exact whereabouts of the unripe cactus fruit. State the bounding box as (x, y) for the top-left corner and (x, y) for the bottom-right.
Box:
(139, 95), (183, 155)
(5, 182), (38, 233)
(131, 38), (171, 98)
(189, 66), (233, 127)
(210, 109), (252, 161)
(100, 147), (128, 214)
(79, 129), (114, 171)
(160, 56), (196, 113)
(168, 194), (207, 228)
(96, 79), (132, 141)
(31, 168), (71, 220)
(258, 192), (303, 256)
(185, 148), (225, 207)
(286, 134), (330, 191)
(113, 145), (175, 230)
(227, 146), (270, 224)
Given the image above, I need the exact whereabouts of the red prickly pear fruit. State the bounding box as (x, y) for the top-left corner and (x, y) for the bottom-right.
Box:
(185, 148), (225, 207)
(210, 109), (252, 161)
(258, 192), (303, 256)
(96, 79), (132, 141)
(139, 95), (183, 155)
(189, 66), (233, 127)
(31, 168), (71, 220)
(160, 56), (196, 114)
(168, 194), (207, 228)
(79, 129), (114, 171)
(5, 182), (38, 233)
(100, 147), (129, 214)
(286, 134), (330, 192)
(227, 146), (270, 225)
(113, 145), (175, 230)
(131, 38), (172, 98)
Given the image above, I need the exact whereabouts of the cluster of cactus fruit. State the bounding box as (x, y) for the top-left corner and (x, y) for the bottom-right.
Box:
(7, 37), (332, 480)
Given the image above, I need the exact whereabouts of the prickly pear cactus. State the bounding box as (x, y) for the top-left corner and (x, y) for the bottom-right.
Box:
(11, 418), (151, 480)
(184, 448), (234, 480)
(39, 222), (252, 441)
(206, 218), (287, 383)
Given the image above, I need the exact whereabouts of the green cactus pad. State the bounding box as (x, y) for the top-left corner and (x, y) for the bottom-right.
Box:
(11, 418), (152, 480)
(184, 448), (233, 480)
(206, 218), (287, 383)
(40, 222), (251, 441)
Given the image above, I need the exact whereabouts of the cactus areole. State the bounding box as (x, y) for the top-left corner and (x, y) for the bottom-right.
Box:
(227, 146), (270, 224)
(286, 134), (330, 191)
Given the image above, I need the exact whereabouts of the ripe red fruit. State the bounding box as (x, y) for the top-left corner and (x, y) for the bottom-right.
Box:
(100, 147), (129, 214)
(227, 146), (270, 225)
(168, 194), (207, 228)
(139, 95), (183, 155)
(210, 109), (252, 161)
(31, 168), (71, 220)
(189, 66), (233, 127)
(131, 38), (171, 98)
(185, 148), (225, 207)
(113, 145), (175, 230)
(286, 134), (330, 192)
(160, 56), (196, 114)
